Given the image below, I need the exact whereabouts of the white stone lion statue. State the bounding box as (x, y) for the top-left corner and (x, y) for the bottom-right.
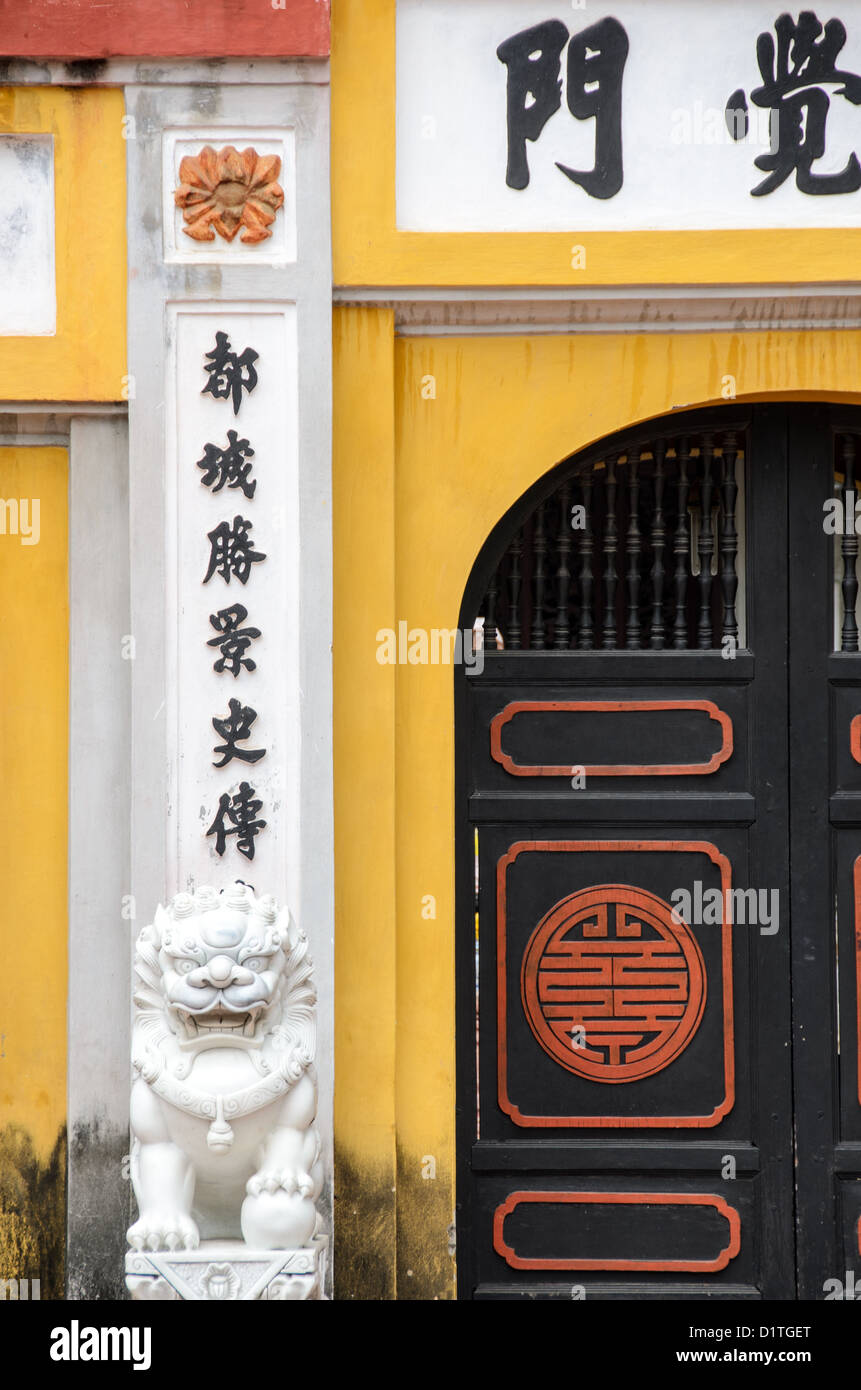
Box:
(126, 882), (323, 1253)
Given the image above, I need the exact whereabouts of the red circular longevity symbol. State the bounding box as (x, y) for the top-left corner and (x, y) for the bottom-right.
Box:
(520, 884), (706, 1083)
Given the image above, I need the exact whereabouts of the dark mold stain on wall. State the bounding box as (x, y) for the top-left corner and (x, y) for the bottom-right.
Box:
(0, 1124), (66, 1299)
(334, 1143), (455, 1300)
(67, 1116), (131, 1300)
(396, 1145), (455, 1301)
(334, 1145), (396, 1300)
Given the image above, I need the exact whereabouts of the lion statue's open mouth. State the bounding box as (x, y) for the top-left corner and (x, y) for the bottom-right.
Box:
(176, 1008), (258, 1039)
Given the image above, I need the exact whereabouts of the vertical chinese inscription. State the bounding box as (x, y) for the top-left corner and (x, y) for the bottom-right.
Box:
(195, 331), (269, 861)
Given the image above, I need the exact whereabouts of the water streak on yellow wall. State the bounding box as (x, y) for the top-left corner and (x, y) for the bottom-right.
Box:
(332, 308), (399, 1296)
(0, 448), (69, 1157)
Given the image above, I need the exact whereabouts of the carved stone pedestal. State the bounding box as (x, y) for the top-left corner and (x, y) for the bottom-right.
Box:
(125, 1235), (327, 1300)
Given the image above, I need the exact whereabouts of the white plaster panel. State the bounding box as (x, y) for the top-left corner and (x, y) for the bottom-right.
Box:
(126, 75), (332, 1296)
(163, 127), (297, 264)
(397, 0), (861, 231)
(67, 414), (131, 1299)
(166, 303), (299, 905)
(0, 135), (55, 334)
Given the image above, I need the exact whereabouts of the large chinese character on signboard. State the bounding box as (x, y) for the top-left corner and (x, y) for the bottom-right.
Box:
(726, 10), (861, 195)
(497, 16), (629, 198)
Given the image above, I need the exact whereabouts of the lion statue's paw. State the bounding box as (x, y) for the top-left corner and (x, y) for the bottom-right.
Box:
(246, 1167), (315, 1199)
(127, 1212), (200, 1252)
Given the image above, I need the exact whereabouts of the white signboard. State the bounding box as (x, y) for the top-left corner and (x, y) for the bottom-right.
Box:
(396, 0), (861, 230)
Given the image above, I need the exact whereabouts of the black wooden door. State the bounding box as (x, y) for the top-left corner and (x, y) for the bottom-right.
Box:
(455, 402), (861, 1300)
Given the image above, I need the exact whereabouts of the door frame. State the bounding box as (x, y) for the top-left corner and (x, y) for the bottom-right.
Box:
(454, 401), (861, 1299)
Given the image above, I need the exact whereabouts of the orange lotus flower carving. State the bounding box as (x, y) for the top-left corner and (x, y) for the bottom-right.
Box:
(174, 145), (285, 245)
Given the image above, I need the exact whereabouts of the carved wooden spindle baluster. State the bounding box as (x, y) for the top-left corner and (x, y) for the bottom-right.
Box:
(672, 440), (690, 649)
(650, 440), (667, 649)
(842, 435), (859, 652)
(719, 432), (739, 649)
(532, 500), (548, 650)
(625, 452), (642, 649)
(578, 470), (595, 649)
(697, 435), (716, 649)
(602, 457), (618, 649)
(508, 530), (523, 650)
(485, 564), (500, 651)
(554, 482), (572, 649)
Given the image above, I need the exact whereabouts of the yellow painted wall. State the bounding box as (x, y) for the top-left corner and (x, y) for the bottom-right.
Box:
(333, 319), (861, 1297)
(0, 87), (126, 400)
(0, 84), (123, 1295)
(0, 446), (68, 1297)
(0, 448), (69, 1154)
(332, 308), (399, 1298)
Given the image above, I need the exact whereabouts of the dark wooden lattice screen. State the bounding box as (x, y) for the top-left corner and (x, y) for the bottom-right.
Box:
(475, 429), (743, 652)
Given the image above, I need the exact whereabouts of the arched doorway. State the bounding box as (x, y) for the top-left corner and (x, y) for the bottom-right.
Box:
(455, 401), (861, 1300)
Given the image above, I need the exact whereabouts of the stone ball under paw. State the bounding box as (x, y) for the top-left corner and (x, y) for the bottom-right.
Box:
(240, 1190), (317, 1249)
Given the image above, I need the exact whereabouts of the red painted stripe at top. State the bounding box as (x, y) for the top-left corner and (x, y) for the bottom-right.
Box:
(0, 0), (329, 60)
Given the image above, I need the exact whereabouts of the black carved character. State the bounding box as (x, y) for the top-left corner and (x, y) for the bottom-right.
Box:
(211, 697), (265, 769)
(497, 17), (629, 198)
(203, 516), (266, 585)
(497, 19), (568, 190)
(727, 11), (861, 195)
(202, 331), (259, 415)
(560, 17), (629, 199)
(196, 429), (257, 499)
(206, 782), (267, 860)
(207, 604), (261, 677)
